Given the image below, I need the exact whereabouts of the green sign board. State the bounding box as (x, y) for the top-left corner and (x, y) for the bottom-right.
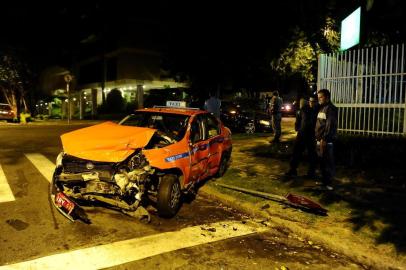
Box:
(340, 7), (361, 51)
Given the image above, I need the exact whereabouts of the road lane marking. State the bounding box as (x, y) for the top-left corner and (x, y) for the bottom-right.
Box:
(0, 165), (15, 203)
(0, 220), (268, 270)
(24, 153), (55, 183)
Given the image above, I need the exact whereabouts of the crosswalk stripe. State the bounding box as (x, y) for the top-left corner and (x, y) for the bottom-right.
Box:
(0, 220), (267, 270)
(0, 165), (15, 203)
(24, 153), (55, 183)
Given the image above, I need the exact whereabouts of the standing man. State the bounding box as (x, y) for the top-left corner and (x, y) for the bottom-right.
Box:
(270, 90), (283, 142)
(315, 89), (338, 190)
(204, 92), (221, 119)
(285, 96), (318, 178)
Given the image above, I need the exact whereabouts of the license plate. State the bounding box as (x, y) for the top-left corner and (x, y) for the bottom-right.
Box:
(55, 192), (75, 215)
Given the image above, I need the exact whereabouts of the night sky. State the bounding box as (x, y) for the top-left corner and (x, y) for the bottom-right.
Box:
(1, 0), (405, 76)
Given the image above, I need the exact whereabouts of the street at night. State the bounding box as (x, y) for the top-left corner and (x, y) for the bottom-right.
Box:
(0, 123), (362, 269)
(1, 0), (406, 269)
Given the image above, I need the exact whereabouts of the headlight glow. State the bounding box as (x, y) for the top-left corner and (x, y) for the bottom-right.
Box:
(259, 120), (270, 126)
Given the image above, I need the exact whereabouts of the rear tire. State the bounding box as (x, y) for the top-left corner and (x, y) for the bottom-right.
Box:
(157, 174), (181, 218)
(215, 152), (230, 178)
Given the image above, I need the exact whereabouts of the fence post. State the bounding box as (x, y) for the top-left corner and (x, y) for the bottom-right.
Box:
(403, 102), (406, 136)
(317, 54), (322, 91)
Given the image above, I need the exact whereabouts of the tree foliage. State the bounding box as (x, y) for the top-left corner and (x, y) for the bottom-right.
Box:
(272, 17), (340, 85)
(0, 52), (31, 113)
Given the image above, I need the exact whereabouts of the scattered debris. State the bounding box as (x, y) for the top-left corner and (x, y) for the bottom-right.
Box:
(200, 226), (216, 232)
(308, 241), (313, 245)
(216, 183), (328, 215)
(6, 219), (29, 231)
(261, 203), (270, 210)
(248, 249), (255, 254)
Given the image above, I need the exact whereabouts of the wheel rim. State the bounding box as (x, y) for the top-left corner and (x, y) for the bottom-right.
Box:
(170, 182), (181, 209)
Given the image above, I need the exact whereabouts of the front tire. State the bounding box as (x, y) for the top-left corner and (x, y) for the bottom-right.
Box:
(157, 174), (181, 218)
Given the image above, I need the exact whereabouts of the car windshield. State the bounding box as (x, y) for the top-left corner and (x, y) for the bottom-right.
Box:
(119, 112), (189, 142)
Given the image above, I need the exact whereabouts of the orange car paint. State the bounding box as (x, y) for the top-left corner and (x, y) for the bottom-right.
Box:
(61, 109), (232, 188)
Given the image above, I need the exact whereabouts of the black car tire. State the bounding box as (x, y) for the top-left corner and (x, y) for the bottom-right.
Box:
(215, 151), (230, 178)
(157, 174), (181, 218)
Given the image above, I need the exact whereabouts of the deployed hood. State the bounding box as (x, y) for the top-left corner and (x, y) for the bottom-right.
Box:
(61, 122), (156, 162)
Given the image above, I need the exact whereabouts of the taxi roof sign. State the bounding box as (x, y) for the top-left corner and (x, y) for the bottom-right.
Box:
(166, 101), (187, 108)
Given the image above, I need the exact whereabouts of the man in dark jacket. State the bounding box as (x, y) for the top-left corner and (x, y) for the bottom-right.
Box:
(315, 89), (338, 190)
(285, 96), (318, 178)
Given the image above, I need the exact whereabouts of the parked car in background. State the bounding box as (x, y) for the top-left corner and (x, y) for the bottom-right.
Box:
(0, 103), (15, 121)
(220, 101), (272, 133)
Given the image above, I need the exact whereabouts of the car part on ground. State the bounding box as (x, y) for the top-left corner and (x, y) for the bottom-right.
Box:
(215, 183), (328, 215)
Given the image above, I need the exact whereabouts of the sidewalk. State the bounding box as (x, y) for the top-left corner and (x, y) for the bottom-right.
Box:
(201, 118), (406, 270)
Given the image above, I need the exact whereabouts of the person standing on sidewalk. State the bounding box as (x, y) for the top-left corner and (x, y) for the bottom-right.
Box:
(315, 89), (338, 190)
(204, 92), (221, 119)
(270, 90), (283, 143)
(285, 96), (318, 178)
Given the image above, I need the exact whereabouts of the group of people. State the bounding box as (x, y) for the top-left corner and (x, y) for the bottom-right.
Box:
(203, 88), (338, 190)
(284, 89), (338, 190)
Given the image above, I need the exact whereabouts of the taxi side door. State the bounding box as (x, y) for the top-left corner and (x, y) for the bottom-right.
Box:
(201, 113), (223, 176)
(188, 115), (209, 182)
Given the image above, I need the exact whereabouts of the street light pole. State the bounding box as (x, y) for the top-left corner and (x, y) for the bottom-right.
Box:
(64, 74), (73, 125)
(67, 82), (70, 125)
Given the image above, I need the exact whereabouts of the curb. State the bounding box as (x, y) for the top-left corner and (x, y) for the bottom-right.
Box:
(199, 184), (405, 270)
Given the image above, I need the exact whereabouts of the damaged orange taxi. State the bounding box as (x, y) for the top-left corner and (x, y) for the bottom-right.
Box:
(51, 105), (232, 223)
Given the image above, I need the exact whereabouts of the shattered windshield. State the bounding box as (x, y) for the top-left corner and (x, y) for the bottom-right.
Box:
(119, 112), (189, 142)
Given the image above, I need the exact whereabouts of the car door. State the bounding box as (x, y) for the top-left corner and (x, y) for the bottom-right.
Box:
(202, 113), (223, 175)
(188, 115), (209, 181)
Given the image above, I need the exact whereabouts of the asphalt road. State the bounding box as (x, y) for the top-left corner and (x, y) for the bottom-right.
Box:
(0, 124), (361, 269)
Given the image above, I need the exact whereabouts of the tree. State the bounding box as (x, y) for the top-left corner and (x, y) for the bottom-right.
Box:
(0, 52), (32, 115)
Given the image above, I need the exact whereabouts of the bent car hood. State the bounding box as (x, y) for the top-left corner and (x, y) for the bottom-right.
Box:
(61, 122), (156, 162)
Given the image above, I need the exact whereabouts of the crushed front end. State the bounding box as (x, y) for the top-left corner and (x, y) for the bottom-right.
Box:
(51, 150), (155, 223)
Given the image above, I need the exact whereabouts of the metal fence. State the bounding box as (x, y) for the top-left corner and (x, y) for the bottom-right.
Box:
(318, 44), (406, 136)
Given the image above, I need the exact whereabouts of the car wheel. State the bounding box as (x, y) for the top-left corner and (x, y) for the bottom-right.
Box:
(215, 152), (230, 178)
(157, 174), (181, 218)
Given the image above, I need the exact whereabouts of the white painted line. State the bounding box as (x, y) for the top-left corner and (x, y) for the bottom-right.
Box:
(24, 153), (55, 183)
(0, 221), (267, 270)
(0, 165), (15, 203)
